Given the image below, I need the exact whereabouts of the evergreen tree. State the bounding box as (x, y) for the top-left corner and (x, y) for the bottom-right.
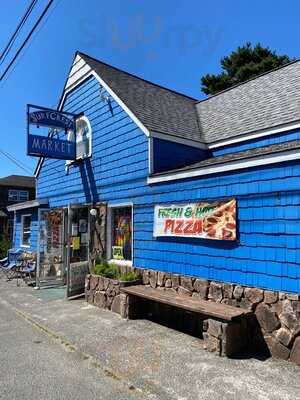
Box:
(201, 43), (293, 95)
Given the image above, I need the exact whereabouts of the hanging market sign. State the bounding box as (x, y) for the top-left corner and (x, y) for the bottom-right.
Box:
(153, 199), (236, 241)
(27, 104), (78, 160)
(29, 110), (75, 131)
(28, 134), (76, 159)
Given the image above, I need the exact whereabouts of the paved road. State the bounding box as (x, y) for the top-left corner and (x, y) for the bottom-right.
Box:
(1, 279), (300, 400)
(0, 302), (141, 400)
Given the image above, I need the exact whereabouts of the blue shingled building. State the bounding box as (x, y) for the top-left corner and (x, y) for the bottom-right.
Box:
(10, 52), (300, 298)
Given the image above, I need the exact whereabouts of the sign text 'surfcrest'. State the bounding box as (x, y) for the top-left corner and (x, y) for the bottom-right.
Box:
(27, 104), (78, 160)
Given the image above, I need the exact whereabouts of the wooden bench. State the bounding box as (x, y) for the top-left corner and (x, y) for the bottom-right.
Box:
(120, 285), (252, 357)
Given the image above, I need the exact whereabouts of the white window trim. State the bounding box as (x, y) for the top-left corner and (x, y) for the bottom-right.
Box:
(21, 214), (31, 248)
(107, 203), (133, 266)
(8, 189), (29, 202)
(8, 190), (18, 201)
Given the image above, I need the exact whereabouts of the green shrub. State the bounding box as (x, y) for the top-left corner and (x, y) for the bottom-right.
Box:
(118, 270), (141, 282)
(92, 260), (141, 282)
(92, 260), (119, 279)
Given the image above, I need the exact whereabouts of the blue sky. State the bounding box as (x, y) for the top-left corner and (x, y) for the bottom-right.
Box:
(0, 0), (299, 177)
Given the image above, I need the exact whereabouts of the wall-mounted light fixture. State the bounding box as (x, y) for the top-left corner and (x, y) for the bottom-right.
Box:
(90, 208), (97, 217)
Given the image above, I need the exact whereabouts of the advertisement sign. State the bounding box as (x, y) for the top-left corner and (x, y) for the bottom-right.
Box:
(68, 261), (90, 297)
(27, 104), (77, 160)
(153, 199), (236, 241)
(29, 110), (75, 130)
(28, 134), (76, 159)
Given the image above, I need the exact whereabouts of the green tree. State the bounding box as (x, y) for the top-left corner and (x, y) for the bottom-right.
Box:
(201, 43), (293, 95)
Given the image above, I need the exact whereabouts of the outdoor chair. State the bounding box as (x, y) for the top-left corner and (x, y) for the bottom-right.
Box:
(0, 249), (23, 280)
(20, 261), (36, 285)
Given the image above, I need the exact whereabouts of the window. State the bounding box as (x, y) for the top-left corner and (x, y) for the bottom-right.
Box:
(8, 190), (18, 201)
(69, 207), (89, 263)
(8, 190), (29, 202)
(21, 215), (31, 247)
(66, 116), (92, 164)
(19, 191), (29, 201)
(110, 206), (132, 262)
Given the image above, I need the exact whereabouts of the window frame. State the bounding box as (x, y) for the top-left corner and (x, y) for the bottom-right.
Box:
(8, 189), (29, 202)
(8, 189), (19, 201)
(21, 214), (31, 248)
(107, 203), (133, 266)
(19, 190), (29, 201)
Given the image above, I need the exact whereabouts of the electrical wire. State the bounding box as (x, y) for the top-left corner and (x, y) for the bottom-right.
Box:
(0, 0), (54, 81)
(0, 148), (33, 175)
(0, 148), (33, 172)
(1, 0), (62, 85)
(0, 0), (38, 66)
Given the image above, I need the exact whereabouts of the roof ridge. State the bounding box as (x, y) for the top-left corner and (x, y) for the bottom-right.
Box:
(197, 58), (300, 104)
(77, 51), (198, 102)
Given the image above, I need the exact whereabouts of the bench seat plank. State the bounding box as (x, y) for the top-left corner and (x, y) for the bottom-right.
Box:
(121, 285), (251, 321)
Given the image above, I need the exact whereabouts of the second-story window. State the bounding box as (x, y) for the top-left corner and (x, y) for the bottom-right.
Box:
(8, 190), (29, 202)
(19, 191), (29, 201)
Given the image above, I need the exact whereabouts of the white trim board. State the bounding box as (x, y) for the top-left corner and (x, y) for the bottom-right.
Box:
(35, 55), (151, 177)
(21, 213), (32, 248)
(7, 198), (48, 212)
(35, 54), (206, 177)
(151, 131), (207, 149)
(208, 120), (300, 149)
(147, 148), (300, 184)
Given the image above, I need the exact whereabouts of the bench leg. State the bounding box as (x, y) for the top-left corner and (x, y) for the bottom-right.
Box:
(120, 294), (142, 319)
(203, 318), (248, 357)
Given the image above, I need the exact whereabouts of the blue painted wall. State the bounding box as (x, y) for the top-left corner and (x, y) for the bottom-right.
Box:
(213, 128), (300, 156)
(35, 75), (300, 294)
(152, 137), (208, 173)
(14, 208), (39, 251)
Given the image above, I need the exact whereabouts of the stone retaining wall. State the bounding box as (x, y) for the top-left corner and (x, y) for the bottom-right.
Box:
(85, 267), (300, 365)
(85, 274), (133, 317)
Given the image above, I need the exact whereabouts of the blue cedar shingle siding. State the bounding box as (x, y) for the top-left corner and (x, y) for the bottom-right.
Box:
(152, 138), (209, 173)
(14, 208), (38, 251)
(213, 128), (300, 157)
(37, 75), (300, 294)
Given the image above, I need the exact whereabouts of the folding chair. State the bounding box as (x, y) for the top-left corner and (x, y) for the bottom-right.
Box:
(1, 249), (23, 280)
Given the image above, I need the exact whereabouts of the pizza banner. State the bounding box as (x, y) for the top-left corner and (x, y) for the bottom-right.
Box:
(153, 199), (236, 241)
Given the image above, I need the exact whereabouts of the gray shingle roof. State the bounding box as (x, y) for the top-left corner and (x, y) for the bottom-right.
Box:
(79, 53), (202, 143)
(0, 175), (35, 188)
(151, 139), (300, 177)
(196, 60), (300, 144)
(80, 53), (300, 146)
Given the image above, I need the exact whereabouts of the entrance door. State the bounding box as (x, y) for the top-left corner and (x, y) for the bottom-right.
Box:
(66, 205), (90, 298)
(36, 208), (66, 288)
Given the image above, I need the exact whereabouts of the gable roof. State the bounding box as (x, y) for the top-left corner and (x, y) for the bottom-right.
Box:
(35, 52), (300, 177)
(0, 175), (35, 188)
(196, 60), (300, 145)
(79, 52), (202, 143)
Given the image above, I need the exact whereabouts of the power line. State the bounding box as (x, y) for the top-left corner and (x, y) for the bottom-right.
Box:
(1, 0), (62, 85)
(0, 148), (33, 175)
(0, 0), (38, 66)
(1, 148), (33, 172)
(0, 0), (54, 82)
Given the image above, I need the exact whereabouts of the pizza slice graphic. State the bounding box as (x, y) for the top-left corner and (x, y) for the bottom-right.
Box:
(203, 199), (236, 241)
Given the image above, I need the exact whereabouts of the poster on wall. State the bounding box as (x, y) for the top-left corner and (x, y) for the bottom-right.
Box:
(153, 199), (236, 241)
